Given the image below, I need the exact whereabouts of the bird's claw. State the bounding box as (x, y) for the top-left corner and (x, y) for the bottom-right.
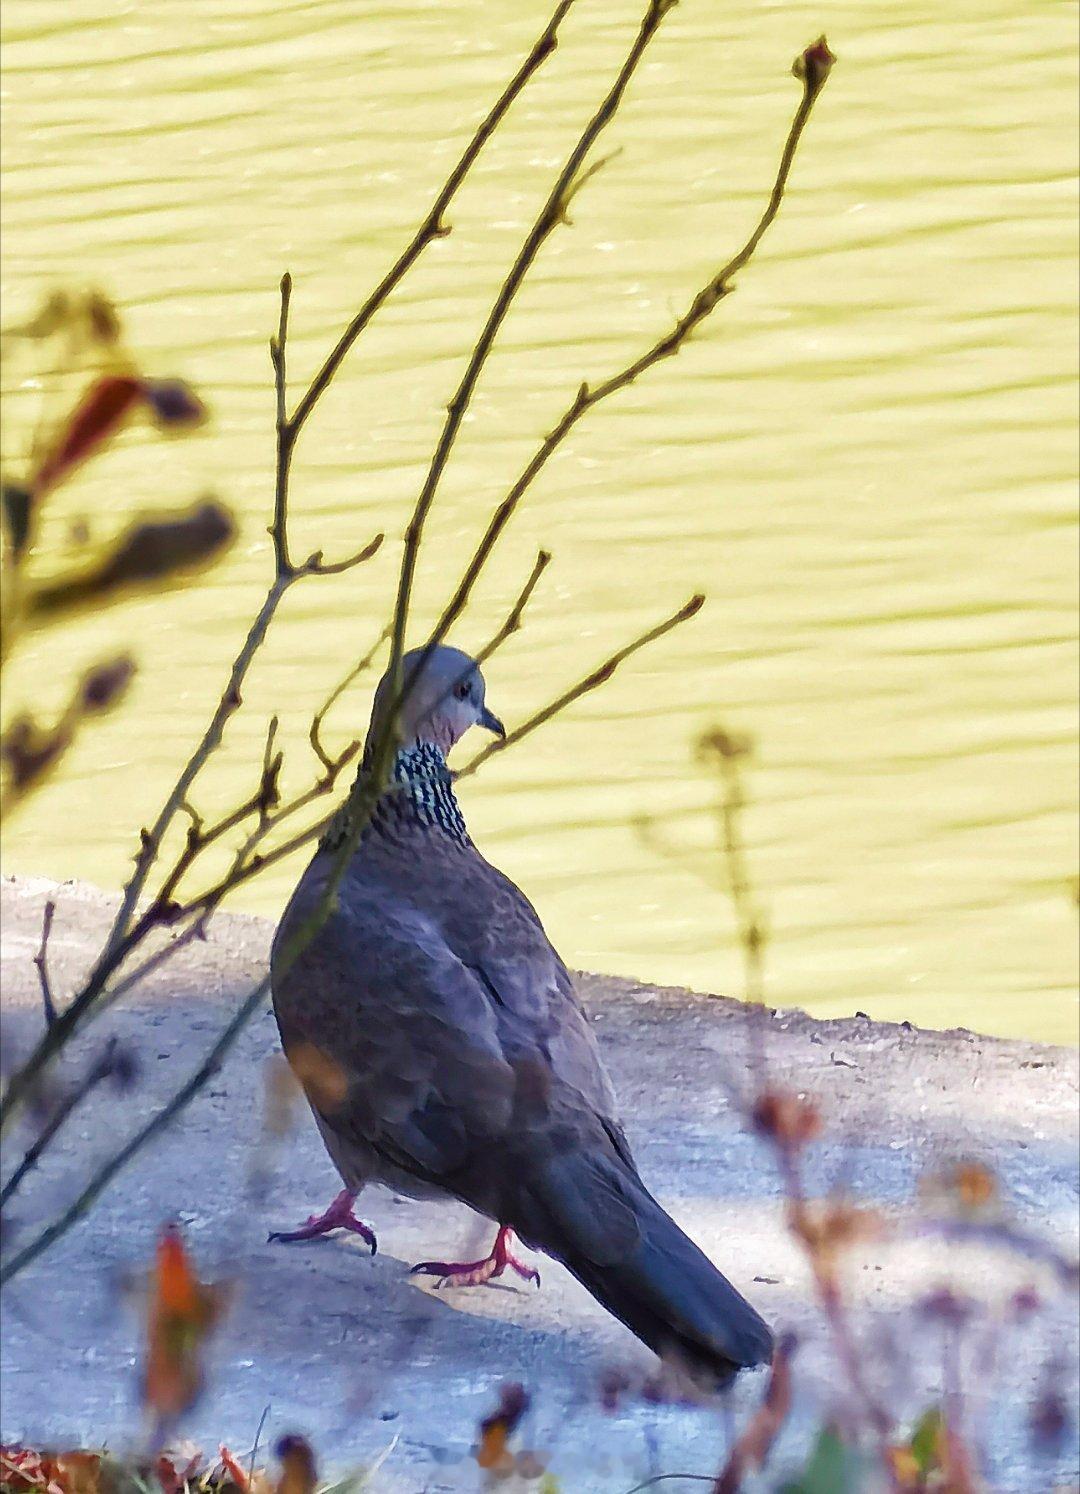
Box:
(409, 1226), (539, 1290)
(268, 1188), (377, 1254)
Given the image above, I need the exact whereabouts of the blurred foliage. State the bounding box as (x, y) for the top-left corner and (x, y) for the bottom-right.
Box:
(0, 288), (234, 815)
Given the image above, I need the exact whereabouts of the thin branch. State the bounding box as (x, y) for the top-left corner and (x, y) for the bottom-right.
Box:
(309, 627), (389, 773)
(386, 0), (676, 726)
(0, 2), (570, 1133)
(286, 0), (576, 441)
(0, 1039), (120, 1211)
(32, 899), (57, 1026)
(425, 37), (833, 661)
(457, 594), (704, 783)
(476, 549), (551, 665)
(98, 914), (211, 1011)
(298, 533), (384, 576)
(270, 272), (294, 575)
(258, 714), (282, 828)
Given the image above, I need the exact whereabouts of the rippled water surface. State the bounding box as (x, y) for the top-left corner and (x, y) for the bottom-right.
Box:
(2, 1), (1077, 1040)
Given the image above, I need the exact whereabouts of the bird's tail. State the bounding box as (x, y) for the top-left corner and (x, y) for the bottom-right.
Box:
(517, 1148), (773, 1387)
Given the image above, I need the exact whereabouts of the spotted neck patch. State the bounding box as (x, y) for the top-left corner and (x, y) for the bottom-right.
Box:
(322, 742), (469, 852)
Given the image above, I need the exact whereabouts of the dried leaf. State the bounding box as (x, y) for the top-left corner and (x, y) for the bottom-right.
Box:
(0, 655), (134, 805)
(699, 726), (753, 763)
(79, 656), (135, 714)
(143, 1223), (229, 1421)
(752, 1089), (822, 1151)
(285, 1042), (348, 1113)
(788, 1199), (881, 1284)
(0, 714), (70, 794)
(143, 379), (207, 429)
(2, 483), (33, 560)
(28, 500), (234, 621)
(274, 1437), (316, 1494)
(85, 293), (121, 344)
(32, 375), (144, 496)
(920, 1158), (1000, 1219)
(476, 1383), (529, 1473)
(715, 1334), (796, 1492)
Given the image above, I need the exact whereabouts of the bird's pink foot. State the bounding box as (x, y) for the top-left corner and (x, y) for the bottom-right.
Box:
(410, 1225), (539, 1290)
(268, 1187), (377, 1253)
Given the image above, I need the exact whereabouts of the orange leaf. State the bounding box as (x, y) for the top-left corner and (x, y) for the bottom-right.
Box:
(156, 1223), (200, 1318)
(144, 1224), (229, 1421)
(219, 1446), (249, 1491)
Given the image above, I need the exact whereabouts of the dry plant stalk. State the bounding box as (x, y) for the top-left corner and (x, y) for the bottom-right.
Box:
(0, 9), (834, 1286)
(690, 720), (1077, 1489)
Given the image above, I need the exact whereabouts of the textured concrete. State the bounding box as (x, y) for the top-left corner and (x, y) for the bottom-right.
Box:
(1, 875), (1077, 1491)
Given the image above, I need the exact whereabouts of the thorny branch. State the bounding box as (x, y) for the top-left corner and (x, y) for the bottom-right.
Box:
(1, 25), (834, 1276)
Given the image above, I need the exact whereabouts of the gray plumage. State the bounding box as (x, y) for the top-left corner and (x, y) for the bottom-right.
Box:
(271, 645), (773, 1384)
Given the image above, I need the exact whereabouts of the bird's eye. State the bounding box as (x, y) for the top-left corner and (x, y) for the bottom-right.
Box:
(454, 680), (470, 701)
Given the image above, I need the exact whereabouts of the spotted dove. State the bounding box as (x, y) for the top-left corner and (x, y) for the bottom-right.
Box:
(270, 645), (773, 1384)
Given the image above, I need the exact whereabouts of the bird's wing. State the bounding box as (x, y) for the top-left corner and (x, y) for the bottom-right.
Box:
(272, 846), (633, 1191)
(274, 873), (519, 1183)
(421, 849), (632, 1160)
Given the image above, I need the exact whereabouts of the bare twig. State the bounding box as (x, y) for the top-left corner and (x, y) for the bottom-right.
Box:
(423, 33), (833, 669)
(712, 1334), (796, 1493)
(0, 1039), (122, 1211)
(309, 627), (389, 773)
(457, 594), (705, 783)
(0, 0), (570, 1131)
(387, 0), (677, 722)
(476, 550), (551, 665)
(99, 914), (211, 1010)
(32, 898), (57, 1025)
(286, 0), (576, 442)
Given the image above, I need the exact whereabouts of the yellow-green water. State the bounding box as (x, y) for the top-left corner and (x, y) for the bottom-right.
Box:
(2, 1), (1077, 1042)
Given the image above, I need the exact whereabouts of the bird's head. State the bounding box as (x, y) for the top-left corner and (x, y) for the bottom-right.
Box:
(366, 644), (504, 759)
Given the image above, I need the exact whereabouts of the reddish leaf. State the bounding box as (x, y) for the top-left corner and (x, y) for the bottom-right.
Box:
(218, 1446), (249, 1491)
(33, 375), (144, 495)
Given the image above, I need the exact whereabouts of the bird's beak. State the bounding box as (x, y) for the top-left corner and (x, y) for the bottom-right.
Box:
(478, 705), (505, 738)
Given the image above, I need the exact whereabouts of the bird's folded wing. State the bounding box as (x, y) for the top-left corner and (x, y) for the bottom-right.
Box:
(276, 892), (526, 1182)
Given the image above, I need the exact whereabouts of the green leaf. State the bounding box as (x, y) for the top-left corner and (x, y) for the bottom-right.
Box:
(910, 1405), (945, 1474)
(780, 1425), (865, 1494)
